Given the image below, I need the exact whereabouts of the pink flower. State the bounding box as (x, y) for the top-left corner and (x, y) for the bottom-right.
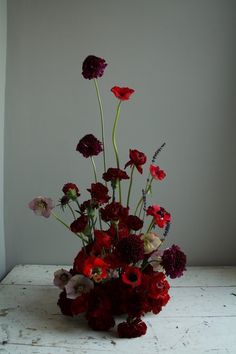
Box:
(65, 275), (94, 299)
(53, 269), (72, 289)
(150, 165), (166, 181)
(28, 196), (54, 218)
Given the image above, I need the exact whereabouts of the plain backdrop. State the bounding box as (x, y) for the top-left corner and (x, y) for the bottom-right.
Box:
(3, 0), (236, 272)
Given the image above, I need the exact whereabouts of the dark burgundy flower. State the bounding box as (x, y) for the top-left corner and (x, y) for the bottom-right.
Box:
(126, 215), (143, 231)
(59, 195), (70, 208)
(102, 168), (129, 182)
(125, 149), (147, 174)
(71, 293), (89, 315)
(116, 234), (144, 264)
(76, 134), (103, 158)
(87, 182), (110, 205)
(118, 318), (147, 338)
(150, 165), (166, 181)
(93, 230), (111, 253)
(101, 202), (129, 222)
(121, 266), (142, 288)
(161, 245), (187, 279)
(57, 290), (73, 317)
(62, 183), (80, 200)
(146, 205), (171, 228)
(70, 215), (88, 233)
(107, 222), (130, 240)
(111, 86), (135, 101)
(82, 55), (107, 80)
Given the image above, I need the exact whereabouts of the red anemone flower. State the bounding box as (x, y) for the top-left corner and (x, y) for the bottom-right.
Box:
(121, 266), (142, 287)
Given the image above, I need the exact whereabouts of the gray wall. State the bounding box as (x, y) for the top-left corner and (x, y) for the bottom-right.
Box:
(5, 0), (236, 270)
(0, 0), (6, 279)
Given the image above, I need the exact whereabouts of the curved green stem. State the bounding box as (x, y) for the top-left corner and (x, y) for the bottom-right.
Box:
(127, 165), (135, 208)
(94, 79), (107, 177)
(90, 157), (98, 183)
(68, 204), (76, 219)
(112, 101), (122, 202)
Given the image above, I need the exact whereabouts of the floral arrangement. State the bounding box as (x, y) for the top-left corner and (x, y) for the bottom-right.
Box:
(29, 55), (186, 338)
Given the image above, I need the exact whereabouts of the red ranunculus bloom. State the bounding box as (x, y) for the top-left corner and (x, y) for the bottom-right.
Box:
(102, 168), (129, 182)
(87, 182), (110, 205)
(111, 86), (135, 101)
(126, 215), (143, 231)
(118, 318), (147, 338)
(125, 149), (147, 174)
(101, 202), (129, 222)
(83, 256), (109, 282)
(76, 134), (103, 158)
(161, 245), (187, 279)
(93, 230), (111, 253)
(146, 204), (171, 228)
(82, 55), (107, 80)
(70, 215), (88, 233)
(150, 165), (166, 181)
(62, 183), (80, 199)
(121, 266), (142, 287)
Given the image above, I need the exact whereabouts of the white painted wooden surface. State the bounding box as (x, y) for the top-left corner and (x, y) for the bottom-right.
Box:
(0, 266), (236, 353)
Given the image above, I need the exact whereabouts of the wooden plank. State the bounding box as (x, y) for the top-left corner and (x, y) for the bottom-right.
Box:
(2, 265), (236, 287)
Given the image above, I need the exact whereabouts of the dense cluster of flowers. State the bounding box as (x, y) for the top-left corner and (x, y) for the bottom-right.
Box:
(29, 55), (186, 338)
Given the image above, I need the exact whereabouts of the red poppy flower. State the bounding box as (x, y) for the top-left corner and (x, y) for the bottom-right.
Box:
(87, 182), (110, 205)
(93, 230), (111, 253)
(83, 256), (109, 282)
(121, 266), (142, 288)
(125, 149), (147, 174)
(70, 215), (88, 233)
(150, 165), (166, 181)
(111, 86), (135, 101)
(146, 205), (171, 228)
(148, 272), (170, 300)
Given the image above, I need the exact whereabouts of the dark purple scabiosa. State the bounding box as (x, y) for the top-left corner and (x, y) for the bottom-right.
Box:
(116, 234), (144, 264)
(82, 55), (107, 80)
(161, 244), (187, 279)
(76, 134), (103, 158)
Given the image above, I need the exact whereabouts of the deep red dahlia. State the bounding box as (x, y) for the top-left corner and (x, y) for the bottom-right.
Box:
(70, 215), (88, 233)
(76, 134), (103, 158)
(87, 182), (110, 205)
(83, 256), (109, 282)
(125, 149), (147, 174)
(111, 86), (135, 101)
(116, 234), (144, 264)
(126, 215), (143, 231)
(118, 318), (147, 338)
(62, 183), (80, 200)
(82, 55), (107, 80)
(121, 266), (142, 288)
(161, 245), (187, 279)
(150, 165), (166, 181)
(102, 168), (129, 182)
(101, 202), (129, 222)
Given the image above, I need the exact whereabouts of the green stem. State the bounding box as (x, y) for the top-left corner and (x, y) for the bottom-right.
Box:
(126, 165), (135, 208)
(51, 211), (87, 243)
(112, 101), (122, 202)
(90, 157), (98, 183)
(68, 204), (76, 219)
(146, 220), (155, 233)
(93, 79), (107, 177)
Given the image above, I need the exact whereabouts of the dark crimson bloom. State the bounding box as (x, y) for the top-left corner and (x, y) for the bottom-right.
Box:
(73, 244), (93, 274)
(125, 149), (147, 174)
(76, 134), (103, 158)
(126, 215), (143, 231)
(150, 165), (166, 181)
(116, 234), (144, 264)
(121, 266), (142, 288)
(102, 168), (129, 182)
(82, 55), (107, 80)
(147, 272), (170, 299)
(70, 215), (88, 233)
(87, 182), (110, 205)
(111, 86), (135, 101)
(161, 245), (187, 279)
(62, 183), (80, 200)
(146, 204), (171, 228)
(59, 195), (70, 208)
(118, 318), (147, 338)
(57, 290), (73, 317)
(107, 222), (129, 240)
(83, 256), (110, 282)
(101, 202), (129, 222)
(71, 293), (89, 315)
(93, 230), (111, 253)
